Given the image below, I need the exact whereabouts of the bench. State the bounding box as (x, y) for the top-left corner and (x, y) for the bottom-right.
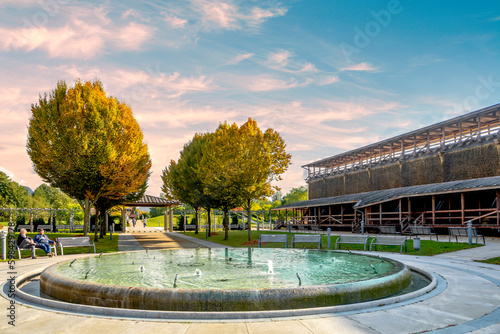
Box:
(56, 225), (72, 232)
(56, 237), (96, 255)
(258, 234), (288, 248)
(16, 241), (58, 258)
(16, 225), (33, 232)
(448, 227), (485, 244)
(370, 236), (407, 253)
(378, 226), (401, 235)
(291, 234), (322, 249)
(185, 225), (196, 231)
(36, 224), (53, 232)
(335, 235), (369, 251)
(409, 226), (438, 241)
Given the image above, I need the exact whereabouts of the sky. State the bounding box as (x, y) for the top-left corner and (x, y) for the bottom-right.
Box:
(1, 0), (499, 198)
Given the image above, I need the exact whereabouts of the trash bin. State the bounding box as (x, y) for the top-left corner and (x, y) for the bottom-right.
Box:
(413, 237), (421, 253)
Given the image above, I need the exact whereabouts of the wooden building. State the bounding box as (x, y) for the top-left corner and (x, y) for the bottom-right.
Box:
(274, 104), (500, 235)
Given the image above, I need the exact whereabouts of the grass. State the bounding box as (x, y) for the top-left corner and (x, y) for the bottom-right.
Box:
(478, 257), (500, 265)
(4, 232), (119, 259)
(182, 230), (482, 256)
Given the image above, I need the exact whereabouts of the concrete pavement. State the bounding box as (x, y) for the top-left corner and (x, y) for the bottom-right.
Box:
(1, 231), (500, 333)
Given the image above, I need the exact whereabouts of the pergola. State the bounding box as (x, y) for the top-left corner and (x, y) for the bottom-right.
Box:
(120, 195), (180, 232)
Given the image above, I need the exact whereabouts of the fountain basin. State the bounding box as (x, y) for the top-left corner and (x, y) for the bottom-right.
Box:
(40, 249), (412, 311)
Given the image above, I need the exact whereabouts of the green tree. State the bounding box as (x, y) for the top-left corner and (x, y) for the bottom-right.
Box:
(199, 119), (291, 240)
(282, 186), (308, 205)
(162, 134), (212, 234)
(27, 80), (151, 236)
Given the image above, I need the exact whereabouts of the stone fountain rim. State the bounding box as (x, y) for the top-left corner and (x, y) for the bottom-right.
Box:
(10, 264), (438, 320)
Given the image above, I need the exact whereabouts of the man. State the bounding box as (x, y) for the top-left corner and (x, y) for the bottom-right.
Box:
(17, 228), (37, 259)
(33, 229), (55, 257)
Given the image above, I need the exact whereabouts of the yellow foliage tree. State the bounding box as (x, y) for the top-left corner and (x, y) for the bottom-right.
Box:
(27, 80), (151, 236)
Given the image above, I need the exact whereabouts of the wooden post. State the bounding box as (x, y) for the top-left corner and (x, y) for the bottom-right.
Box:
(169, 209), (174, 232)
(432, 195), (436, 225)
(398, 199), (402, 222)
(461, 193), (465, 225)
(497, 191), (500, 225)
(163, 210), (168, 231)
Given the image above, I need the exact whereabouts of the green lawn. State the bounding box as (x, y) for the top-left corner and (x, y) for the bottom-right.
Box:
(478, 257), (500, 265)
(182, 230), (482, 256)
(5, 232), (119, 259)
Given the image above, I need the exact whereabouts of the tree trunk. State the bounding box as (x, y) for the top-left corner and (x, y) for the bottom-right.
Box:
(194, 208), (199, 234)
(207, 207), (211, 237)
(83, 198), (90, 237)
(247, 199), (252, 241)
(94, 210), (100, 242)
(100, 212), (106, 238)
(224, 207), (229, 240)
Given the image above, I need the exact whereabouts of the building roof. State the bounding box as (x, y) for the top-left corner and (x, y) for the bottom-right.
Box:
(121, 195), (180, 208)
(273, 175), (500, 210)
(302, 103), (500, 181)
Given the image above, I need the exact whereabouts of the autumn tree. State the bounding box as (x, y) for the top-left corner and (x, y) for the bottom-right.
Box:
(199, 118), (291, 241)
(161, 134), (211, 234)
(27, 80), (151, 236)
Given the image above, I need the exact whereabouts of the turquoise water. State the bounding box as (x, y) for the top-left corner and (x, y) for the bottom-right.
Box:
(56, 249), (396, 290)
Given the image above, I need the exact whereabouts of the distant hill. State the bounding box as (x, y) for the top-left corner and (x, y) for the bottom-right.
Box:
(24, 186), (34, 195)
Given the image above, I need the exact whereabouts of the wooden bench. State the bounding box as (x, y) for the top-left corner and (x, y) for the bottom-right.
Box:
(56, 225), (72, 232)
(185, 225), (196, 231)
(378, 226), (401, 235)
(258, 234), (288, 248)
(291, 234), (322, 249)
(409, 226), (438, 241)
(370, 236), (407, 253)
(36, 224), (53, 232)
(56, 237), (96, 255)
(448, 227), (485, 244)
(16, 225), (32, 232)
(335, 235), (369, 251)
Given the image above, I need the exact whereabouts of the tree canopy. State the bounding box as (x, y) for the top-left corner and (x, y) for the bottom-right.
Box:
(162, 118), (291, 240)
(27, 79), (151, 235)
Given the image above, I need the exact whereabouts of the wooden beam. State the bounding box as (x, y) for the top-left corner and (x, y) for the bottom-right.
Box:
(497, 191), (500, 225)
(461, 193), (465, 224)
(432, 195), (436, 225)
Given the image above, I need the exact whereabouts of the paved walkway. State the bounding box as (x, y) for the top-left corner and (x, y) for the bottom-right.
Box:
(1, 231), (499, 333)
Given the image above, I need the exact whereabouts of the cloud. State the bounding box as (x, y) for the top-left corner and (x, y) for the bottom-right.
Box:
(341, 62), (378, 71)
(268, 50), (291, 67)
(164, 13), (188, 28)
(191, 0), (238, 29)
(246, 75), (313, 92)
(226, 52), (254, 65)
(266, 49), (318, 74)
(188, 0), (287, 30)
(0, 5), (155, 59)
(247, 6), (287, 26)
(317, 76), (340, 85)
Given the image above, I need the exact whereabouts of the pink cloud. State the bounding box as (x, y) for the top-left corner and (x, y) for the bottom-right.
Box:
(341, 62), (378, 71)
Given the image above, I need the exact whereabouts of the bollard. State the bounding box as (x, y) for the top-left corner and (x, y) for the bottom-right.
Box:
(413, 237), (421, 253)
(288, 222), (291, 233)
(467, 221), (472, 245)
(1, 231), (6, 260)
(327, 228), (331, 249)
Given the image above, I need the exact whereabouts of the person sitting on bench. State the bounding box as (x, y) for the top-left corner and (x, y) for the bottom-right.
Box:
(17, 228), (37, 259)
(33, 229), (55, 257)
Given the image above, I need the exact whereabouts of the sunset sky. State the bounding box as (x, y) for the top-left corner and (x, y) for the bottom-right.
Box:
(1, 0), (499, 197)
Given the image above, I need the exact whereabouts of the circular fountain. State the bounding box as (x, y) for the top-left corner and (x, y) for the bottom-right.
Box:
(40, 248), (413, 312)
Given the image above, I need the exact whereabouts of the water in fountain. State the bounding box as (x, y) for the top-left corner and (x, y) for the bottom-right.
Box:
(267, 260), (274, 274)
